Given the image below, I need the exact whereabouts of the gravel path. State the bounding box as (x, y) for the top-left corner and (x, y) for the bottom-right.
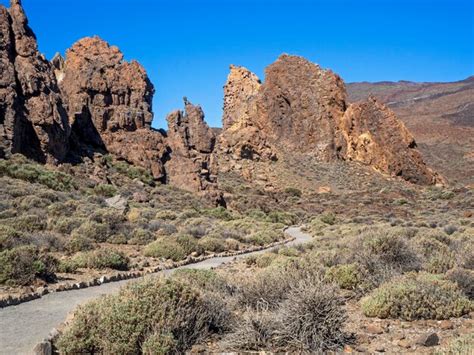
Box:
(0, 226), (311, 354)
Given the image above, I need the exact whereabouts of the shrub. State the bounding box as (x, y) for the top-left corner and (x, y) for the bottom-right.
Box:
(203, 207), (233, 221)
(144, 238), (186, 261)
(155, 210), (178, 220)
(246, 229), (283, 246)
(435, 333), (474, 355)
(0, 225), (25, 250)
(320, 212), (336, 225)
(176, 234), (203, 256)
(225, 309), (279, 351)
(50, 217), (85, 234)
(284, 187), (302, 198)
(0, 246), (57, 285)
(93, 184), (117, 197)
(198, 237), (226, 253)
(71, 221), (110, 243)
(277, 281), (348, 352)
(326, 263), (362, 290)
(4, 214), (47, 232)
(128, 228), (155, 245)
(57, 258), (80, 273)
(0, 156), (76, 191)
(172, 269), (228, 293)
(361, 272), (473, 320)
(351, 230), (421, 286)
(266, 211), (298, 225)
(74, 249), (129, 271)
(412, 237), (455, 273)
(255, 253), (278, 268)
(445, 268), (474, 299)
(107, 234), (128, 245)
(56, 278), (221, 353)
(65, 235), (94, 253)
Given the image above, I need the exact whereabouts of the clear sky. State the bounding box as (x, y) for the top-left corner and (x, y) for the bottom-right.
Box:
(2, 0), (473, 129)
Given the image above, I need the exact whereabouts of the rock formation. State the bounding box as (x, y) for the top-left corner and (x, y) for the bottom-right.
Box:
(166, 98), (220, 198)
(0, 0), (69, 163)
(0, 0), (442, 194)
(339, 97), (441, 184)
(57, 36), (168, 180)
(220, 54), (442, 185)
(218, 65), (276, 174)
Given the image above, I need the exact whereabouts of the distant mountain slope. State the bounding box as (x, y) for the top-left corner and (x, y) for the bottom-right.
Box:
(347, 77), (474, 185)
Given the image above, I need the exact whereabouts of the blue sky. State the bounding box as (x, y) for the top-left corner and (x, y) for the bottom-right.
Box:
(2, 0), (473, 128)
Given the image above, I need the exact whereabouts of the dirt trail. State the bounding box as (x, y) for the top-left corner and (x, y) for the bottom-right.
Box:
(0, 226), (311, 354)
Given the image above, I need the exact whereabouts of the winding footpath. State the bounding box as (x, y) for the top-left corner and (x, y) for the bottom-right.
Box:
(0, 227), (311, 354)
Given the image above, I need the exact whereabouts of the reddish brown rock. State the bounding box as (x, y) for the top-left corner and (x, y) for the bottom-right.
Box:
(339, 97), (443, 184)
(0, 0), (69, 163)
(257, 55), (347, 159)
(166, 98), (220, 199)
(219, 55), (441, 185)
(58, 36), (167, 179)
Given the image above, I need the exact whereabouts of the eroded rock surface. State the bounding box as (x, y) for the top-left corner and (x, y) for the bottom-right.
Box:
(0, 0), (69, 163)
(219, 54), (442, 185)
(340, 97), (442, 184)
(166, 98), (220, 199)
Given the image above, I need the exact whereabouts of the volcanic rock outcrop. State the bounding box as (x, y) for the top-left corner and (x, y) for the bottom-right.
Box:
(166, 98), (219, 196)
(56, 36), (168, 180)
(0, 0), (442, 193)
(0, 0), (69, 163)
(220, 55), (442, 184)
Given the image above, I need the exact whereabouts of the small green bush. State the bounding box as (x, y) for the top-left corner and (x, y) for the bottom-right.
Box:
(93, 184), (117, 197)
(71, 221), (110, 243)
(320, 212), (336, 225)
(66, 235), (94, 253)
(128, 228), (155, 245)
(74, 249), (129, 271)
(361, 272), (473, 320)
(284, 187), (302, 198)
(50, 217), (85, 234)
(326, 263), (362, 290)
(198, 237), (226, 253)
(144, 238), (187, 261)
(0, 246), (58, 285)
(176, 234), (203, 256)
(203, 207), (233, 221)
(0, 156), (76, 191)
(4, 214), (47, 232)
(266, 211), (298, 225)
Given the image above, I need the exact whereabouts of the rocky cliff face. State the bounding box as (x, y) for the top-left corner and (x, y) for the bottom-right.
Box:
(56, 36), (168, 180)
(340, 97), (441, 184)
(165, 98), (220, 199)
(0, 0), (69, 163)
(219, 55), (442, 185)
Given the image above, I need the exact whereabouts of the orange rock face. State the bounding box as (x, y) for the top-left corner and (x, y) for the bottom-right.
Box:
(340, 97), (443, 184)
(166, 98), (221, 202)
(220, 55), (442, 185)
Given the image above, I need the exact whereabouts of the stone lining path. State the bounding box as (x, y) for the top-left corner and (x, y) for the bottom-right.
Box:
(0, 227), (311, 354)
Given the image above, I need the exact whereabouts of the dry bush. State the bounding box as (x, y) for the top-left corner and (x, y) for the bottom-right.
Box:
(361, 272), (473, 320)
(277, 281), (348, 352)
(224, 308), (279, 351)
(445, 268), (474, 299)
(56, 278), (227, 354)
